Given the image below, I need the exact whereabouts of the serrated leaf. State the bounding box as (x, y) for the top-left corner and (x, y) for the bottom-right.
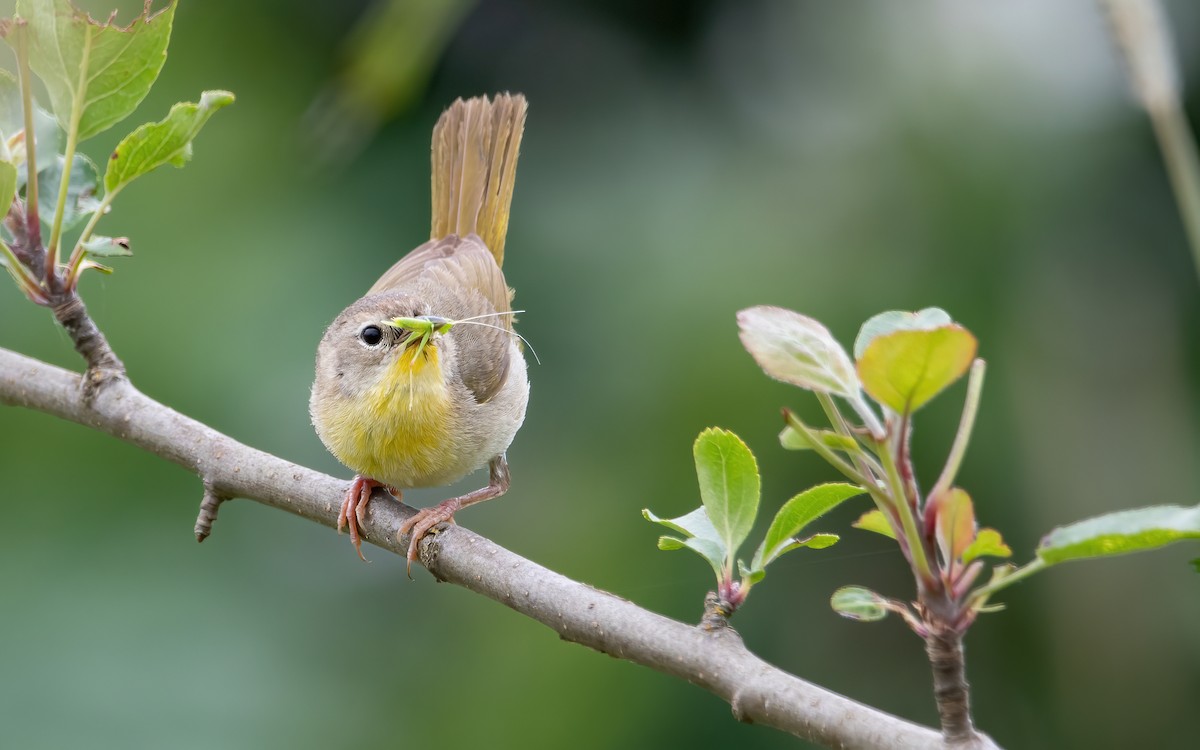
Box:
(0, 69), (21, 139)
(1037, 505), (1200, 565)
(858, 326), (977, 414)
(830, 585), (889, 622)
(737, 305), (861, 398)
(852, 509), (897, 539)
(693, 428), (760, 559)
(0, 160), (15, 217)
(105, 90), (234, 194)
(935, 487), (977, 561)
(81, 234), (130, 257)
(644, 506), (727, 579)
(37, 153), (99, 231)
(754, 483), (864, 569)
(853, 308), (952, 360)
(779, 422), (858, 452)
(961, 528), (1011, 565)
(15, 0), (176, 142)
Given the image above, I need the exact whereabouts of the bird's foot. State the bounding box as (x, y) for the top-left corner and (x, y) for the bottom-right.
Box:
(397, 498), (461, 576)
(338, 476), (399, 561)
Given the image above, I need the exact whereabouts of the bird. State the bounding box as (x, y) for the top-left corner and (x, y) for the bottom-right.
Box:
(310, 93), (530, 569)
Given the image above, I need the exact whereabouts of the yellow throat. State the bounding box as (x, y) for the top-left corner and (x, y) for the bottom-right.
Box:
(328, 346), (454, 486)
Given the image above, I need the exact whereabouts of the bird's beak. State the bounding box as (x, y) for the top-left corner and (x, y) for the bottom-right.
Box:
(385, 315), (454, 361)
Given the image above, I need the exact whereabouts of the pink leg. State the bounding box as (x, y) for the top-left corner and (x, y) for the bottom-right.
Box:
(338, 476), (400, 561)
(398, 455), (511, 575)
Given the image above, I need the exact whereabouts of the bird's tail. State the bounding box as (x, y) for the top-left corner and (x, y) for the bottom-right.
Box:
(430, 93), (528, 267)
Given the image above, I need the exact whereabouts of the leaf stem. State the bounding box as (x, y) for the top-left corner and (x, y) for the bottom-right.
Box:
(966, 557), (1047, 606)
(784, 409), (873, 488)
(875, 432), (935, 586)
(930, 359), (986, 502)
(817, 392), (884, 480)
(15, 24), (41, 254)
(46, 25), (93, 286)
(849, 394), (887, 441)
(1, 238), (47, 303)
(64, 189), (118, 289)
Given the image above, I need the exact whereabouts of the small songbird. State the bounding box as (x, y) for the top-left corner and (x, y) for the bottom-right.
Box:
(310, 93), (530, 567)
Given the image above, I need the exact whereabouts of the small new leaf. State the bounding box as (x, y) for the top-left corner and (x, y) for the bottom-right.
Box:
(961, 528), (1011, 565)
(935, 487), (977, 561)
(858, 325), (977, 414)
(852, 509), (897, 539)
(15, 0), (177, 142)
(737, 305), (861, 399)
(105, 90), (235, 195)
(1037, 505), (1200, 565)
(692, 428), (760, 559)
(81, 235), (130, 257)
(0, 159), (15, 217)
(753, 483), (863, 570)
(830, 586), (890, 622)
(779, 422), (858, 452)
(643, 507), (727, 578)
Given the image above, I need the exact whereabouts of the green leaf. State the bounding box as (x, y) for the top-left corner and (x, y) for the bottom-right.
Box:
(13, 107), (64, 186)
(1190, 558), (1199, 574)
(830, 586), (890, 622)
(961, 528), (1011, 565)
(0, 69), (21, 139)
(852, 509), (897, 540)
(37, 153), (99, 231)
(692, 428), (760, 559)
(643, 507), (727, 578)
(853, 308), (952, 360)
(737, 305), (860, 399)
(81, 235), (130, 257)
(857, 326), (977, 414)
(779, 422), (858, 452)
(104, 90), (235, 195)
(794, 533), (838, 550)
(738, 558), (765, 587)
(935, 487), (977, 561)
(753, 483), (864, 569)
(1037, 505), (1200, 565)
(0, 159), (16, 218)
(15, 0), (176, 142)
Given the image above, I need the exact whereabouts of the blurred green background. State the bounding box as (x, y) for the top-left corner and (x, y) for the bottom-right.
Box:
(2, 1), (1199, 748)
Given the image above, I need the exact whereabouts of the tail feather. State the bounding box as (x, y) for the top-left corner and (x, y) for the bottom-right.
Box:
(430, 93), (527, 267)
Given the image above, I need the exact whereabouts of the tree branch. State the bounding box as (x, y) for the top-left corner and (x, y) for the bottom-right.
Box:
(0, 345), (998, 749)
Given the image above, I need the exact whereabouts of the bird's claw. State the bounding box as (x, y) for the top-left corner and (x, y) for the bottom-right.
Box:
(397, 498), (462, 577)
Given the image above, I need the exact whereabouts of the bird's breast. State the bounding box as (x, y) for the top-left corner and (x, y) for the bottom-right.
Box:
(318, 346), (462, 487)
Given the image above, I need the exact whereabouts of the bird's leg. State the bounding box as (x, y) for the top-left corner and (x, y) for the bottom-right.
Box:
(398, 454), (511, 574)
(338, 476), (400, 562)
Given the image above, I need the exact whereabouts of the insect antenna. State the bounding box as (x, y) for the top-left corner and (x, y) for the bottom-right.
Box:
(452, 319), (541, 365)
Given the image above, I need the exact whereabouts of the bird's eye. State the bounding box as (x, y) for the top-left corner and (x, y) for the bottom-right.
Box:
(360, 325), (383, 346)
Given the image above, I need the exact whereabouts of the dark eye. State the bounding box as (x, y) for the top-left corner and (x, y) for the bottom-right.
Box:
(360, 325), (383, 346)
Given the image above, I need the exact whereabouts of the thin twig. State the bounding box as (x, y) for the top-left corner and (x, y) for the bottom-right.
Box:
(0, 345), (999, 750)
(194, 481), (228, 542)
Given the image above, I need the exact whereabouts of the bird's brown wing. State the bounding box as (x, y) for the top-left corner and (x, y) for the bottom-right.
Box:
(370, 235), (514, 404)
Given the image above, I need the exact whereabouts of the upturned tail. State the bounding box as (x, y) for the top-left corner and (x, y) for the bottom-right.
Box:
(430, 93), (528, 267)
